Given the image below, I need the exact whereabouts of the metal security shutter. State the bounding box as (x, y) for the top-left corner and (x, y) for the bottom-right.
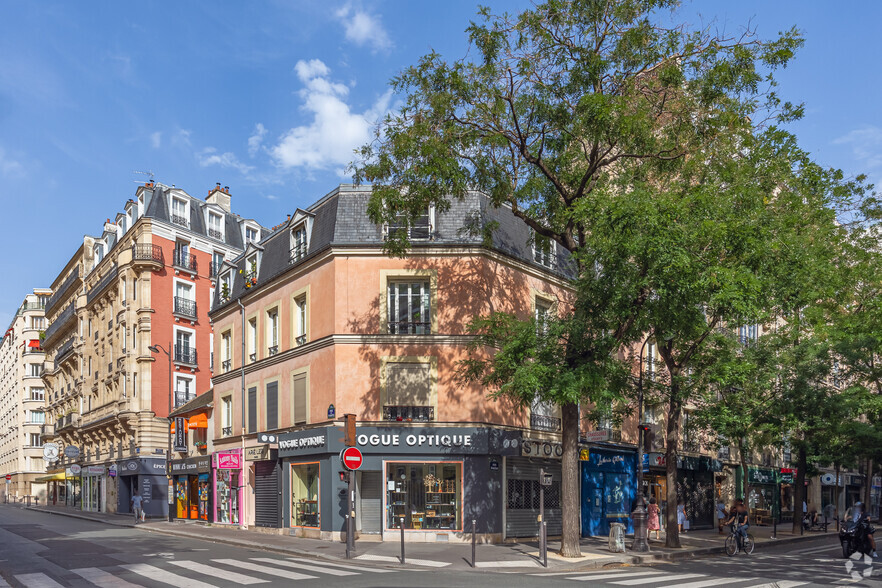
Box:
(359, 471), (382, 534)
(265, 382), (278, 431)
(505, 457), (563, 538)
(254, 461), (280, 528)
(247, 387), (257, 433)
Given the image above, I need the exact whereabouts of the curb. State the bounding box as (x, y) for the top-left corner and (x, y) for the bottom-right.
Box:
(26, 506), (135, 528)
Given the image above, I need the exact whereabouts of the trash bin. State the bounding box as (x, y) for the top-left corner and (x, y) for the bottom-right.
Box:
(609, 522), (626, 553)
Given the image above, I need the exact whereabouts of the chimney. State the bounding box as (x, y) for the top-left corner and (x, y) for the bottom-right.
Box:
(206, 183), (232, 213)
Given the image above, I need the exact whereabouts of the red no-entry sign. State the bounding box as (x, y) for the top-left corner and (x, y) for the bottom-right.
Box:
(340, 447), (363, 471)
(5, 474), (11, 481)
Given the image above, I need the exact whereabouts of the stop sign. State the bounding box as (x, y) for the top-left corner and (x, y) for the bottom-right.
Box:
(340, 447), (363, 471)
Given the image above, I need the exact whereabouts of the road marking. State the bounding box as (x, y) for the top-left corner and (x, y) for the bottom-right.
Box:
(72, 568), (144, 588)
(0, 577), (9, 588)
(568, 571), (665, 582)
(354, 554), (451, 567)
(169, 560), (270, 584)
(212, 559), (316, 580)
(612, 574), (705, 585)
(743, 582), (808, 588)
(474, 560), (542, 568)
(14, 574), (65, 588)
(251, 558), (358, 576)
(657, 578), (754, 588)
(285, 557), (397, 573)
(121, 563), (218, 588)
(791, 544), (837, 555)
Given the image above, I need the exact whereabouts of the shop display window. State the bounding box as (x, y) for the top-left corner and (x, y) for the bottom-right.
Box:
(386, 462), (461, 531)
(215, 469), (240, 525)
(291, 463), (320, 527)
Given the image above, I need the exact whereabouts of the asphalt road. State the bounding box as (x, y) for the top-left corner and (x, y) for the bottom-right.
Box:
(0, 505), (879, 588)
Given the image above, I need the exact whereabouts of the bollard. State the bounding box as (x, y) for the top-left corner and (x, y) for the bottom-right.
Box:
(400, 517), (405, 564)
(471, 519), (477, 568)
(542, 521), (548, 568)
(824, 515), (828, 533)
(772, 517), (777, 539)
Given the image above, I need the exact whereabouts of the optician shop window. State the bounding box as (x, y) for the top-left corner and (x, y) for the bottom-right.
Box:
(386, 462), (462, 531)
(291, 463), (320, 528)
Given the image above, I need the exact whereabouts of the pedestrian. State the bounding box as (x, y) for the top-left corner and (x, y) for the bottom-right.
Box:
(648, 497), (661, 540)
(717, 499), (727, 534)
(677, 500), (686, 533)
(131, 491), (143, 524)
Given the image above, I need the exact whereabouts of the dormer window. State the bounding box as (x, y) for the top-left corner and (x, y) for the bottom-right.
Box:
(220, 271), (232, 302)
(388, 205), (433, 241)
(533, 232), (554, 268)
(244, 254), (258, 288)
(171, 197), (189, 228)
(290, 225), (307, 263)
(94, 243), (104, 264)
(208, 212), (224, 241)
(245, 226), (259, 244)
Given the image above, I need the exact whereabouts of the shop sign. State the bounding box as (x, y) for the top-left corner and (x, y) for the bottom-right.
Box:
(360, 432), (473, 449)
(85, 466), (106, 476)
(521, 438), (563, 459)
(779, 470), (794, 484)
(848, 475), (863, 486)
(68, 464), (82, 475)
(170, 456), (211, 474)
(108, 465), (117, 478)
(873, 476), (881, 489)
(64, 445), (80, 459)
(140, 478), (152, 504)
(584, 449), (632, 472)
(245, 445), (271, 462)
(279, 433), (326, 452)
(748, 467), (776, 484)
(579, 448), (591, 461)
(173, 417), (187, 452)
(216, 453), (241, 469)
(118, 459), (166, 476)
(821, 473), (841, 486)
(356, 426), (489, 455)
(489, 459), (499, 471)
(647, 453), (666, 467)
(583, 430), (610, 443)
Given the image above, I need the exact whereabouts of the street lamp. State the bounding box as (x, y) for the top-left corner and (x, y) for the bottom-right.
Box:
(631, 335), (653, 553)
(148, 342), (173, 523)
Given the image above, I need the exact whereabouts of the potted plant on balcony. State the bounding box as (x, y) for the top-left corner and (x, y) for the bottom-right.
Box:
(195, 441), (207, 451)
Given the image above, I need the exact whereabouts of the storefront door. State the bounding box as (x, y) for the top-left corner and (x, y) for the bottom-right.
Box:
(358, 471), (382, 534)
(580, 449), (636, 536)
(505, 457), (562, 538)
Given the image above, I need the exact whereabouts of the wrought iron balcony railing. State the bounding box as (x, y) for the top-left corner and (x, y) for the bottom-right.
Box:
(295, 334), (307, 346)
(173, 249), (197, 272)
(131, 244), (164, 265)
(171, 213), (189, 228)
(222, 359), (231, 372)
(208, 228), (223, 240)
(173, 296), (197, 318)
(530, 413), (562, 432)
(388, 321), (431, 335)
(290, 243), (307, 263)
(174, 345), (197, 365)
(267, 345), (279, 357)
(222, 426), (233, 437)
(209, 260), (224, 278)
(383, 405), (434, 422)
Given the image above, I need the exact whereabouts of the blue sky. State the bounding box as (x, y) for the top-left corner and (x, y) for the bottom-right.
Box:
(0, 1), (879, 327)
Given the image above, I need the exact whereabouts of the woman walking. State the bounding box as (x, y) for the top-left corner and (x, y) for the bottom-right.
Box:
(677, 500), (687, 533)
(648, 497), (661, 540)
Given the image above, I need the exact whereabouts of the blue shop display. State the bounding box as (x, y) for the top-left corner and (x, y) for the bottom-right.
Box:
(581, 448), (636, 536)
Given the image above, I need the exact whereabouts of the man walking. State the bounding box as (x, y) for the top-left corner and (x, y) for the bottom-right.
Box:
(131, 491), (143, 524)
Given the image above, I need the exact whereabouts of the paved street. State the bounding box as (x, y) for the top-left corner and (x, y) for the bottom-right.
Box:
(1, 505), (880, 587)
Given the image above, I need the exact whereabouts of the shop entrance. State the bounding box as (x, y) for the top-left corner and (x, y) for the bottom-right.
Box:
(357, 471), (382, 534)
(505, 457), (562, 538)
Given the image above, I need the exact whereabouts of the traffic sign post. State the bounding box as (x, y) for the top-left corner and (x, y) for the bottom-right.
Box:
(340, 447), (363, 471)
(339, 420), (360, 560)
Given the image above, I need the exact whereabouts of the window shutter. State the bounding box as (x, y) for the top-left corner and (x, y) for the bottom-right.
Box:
(385, 363), (431, 406)
(293, 374), (307, 425)
(266, 382), (278, 431)
(247, 387), (257, 433)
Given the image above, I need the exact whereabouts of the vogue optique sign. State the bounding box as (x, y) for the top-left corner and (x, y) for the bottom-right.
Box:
(357, 433), (473, 448)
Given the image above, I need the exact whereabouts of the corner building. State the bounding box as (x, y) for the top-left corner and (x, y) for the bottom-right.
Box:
(209, 185), (574, 541)
(41, 182), (260, 516)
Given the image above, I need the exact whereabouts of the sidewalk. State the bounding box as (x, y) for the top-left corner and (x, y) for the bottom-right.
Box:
(26, 503), (831, 572)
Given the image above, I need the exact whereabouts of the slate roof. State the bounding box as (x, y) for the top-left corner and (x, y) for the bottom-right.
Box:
(210, 185), (576, 314)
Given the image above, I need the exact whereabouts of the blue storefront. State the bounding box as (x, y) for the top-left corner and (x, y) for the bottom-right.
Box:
(581, 447), (636, 536)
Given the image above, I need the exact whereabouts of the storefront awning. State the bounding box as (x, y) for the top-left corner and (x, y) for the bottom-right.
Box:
(188, 413), (208, 430)
(35, 472), (67, 482)
(171, 419), (188, 434)
(28, 339), (41, 348)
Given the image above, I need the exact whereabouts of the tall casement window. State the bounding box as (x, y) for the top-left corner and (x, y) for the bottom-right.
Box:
(535, 298), (552, 334)
(292, 373), (308, 425)
(383, 361), (433, 421)
(220, 272), (232, 303)
(248, 318), (257, 362)
(265, 382), (279, 430)
(387, 281), (431, 335)
(533, 232), (554, 268)
(175, 376), (194, 407)
(245, 226), (259, 244)
(221, 331), (232, 372)
(294, 295), (307, 346)
(645, 341), (657, 381)
(208, 212), (224, 240)
(175, 330), (195, 365)
(266, 308), (279, 356)
(174, 281), (196, 318)
(171, 197), (188, 228)
(247, 386), (258, 433)
(388, 206), (432, 240)
(738, 323), (759, 345)
(221, 396), (233, 436)
(291, 226), (307, 262)
(211, 251), (224, 278)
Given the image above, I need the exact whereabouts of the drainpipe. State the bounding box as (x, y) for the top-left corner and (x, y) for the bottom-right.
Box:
(237, 298), (247, 530)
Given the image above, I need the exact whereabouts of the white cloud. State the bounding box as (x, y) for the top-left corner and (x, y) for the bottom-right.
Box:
(833, 126), (882, 170)
(247, 123), (268, 157)
(265, 194), (279, 201)
(334, 3), (392, 52)
(271, 59), (392, 174)
(0, 147), (23, 176)
(197, 147), (254, 175)
(150, 131), (162, 149)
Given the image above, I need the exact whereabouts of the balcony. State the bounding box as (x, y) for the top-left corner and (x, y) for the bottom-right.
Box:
(53, 337), (76, 369)
(86, 265), (118, 304)
(531, 413), (562, 432)
(131, 244), (164, 269)
(388, 321), (431, 335)
(174, 345), (197, 366)
(57, 413), (80, 431)
(45, 267), (80, 316)
(208, 228), (223, 241)
(41, 424), (55, 438)
(295, 334), (307, 346)
(718, 446), (731, 461)
(44, 303), (76, 346)
(173, 297), (197, 319)
(173, 249), (197, 273)
(267, 345), (279, 357)
(243, 270), (258, 289)
(171, 213), (189, 228)
(289, 243), (307, 264)
(209, 260), (224, 278)
(222, 426), (233, 437)
(222, 359), (231, 372)
(174, 392), (196, 408)
(249, 353), (256, 363)
(383, 405), (434, 422)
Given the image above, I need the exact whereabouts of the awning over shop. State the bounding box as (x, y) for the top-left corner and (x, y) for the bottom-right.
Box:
(188, 413), (208, 430)
(35, 472), (67, 482)
(170, 419), (188, 434)
(28, 339), (41, 348)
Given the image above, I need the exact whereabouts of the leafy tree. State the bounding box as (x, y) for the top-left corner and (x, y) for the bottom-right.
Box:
(354, 0), (805, 555)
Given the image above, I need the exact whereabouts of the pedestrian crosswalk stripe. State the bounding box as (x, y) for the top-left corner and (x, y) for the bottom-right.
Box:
(354, 554), (451, 567)
(0, 577), (9, 588)
(251, 557), (358, 576)
(286, 556), (397, 573)
(71, 568), (145, 588)
(611, 573), (705, 585)
(121, 563), (218, 588)
(743, 582), (809, 588)
(791, 544), (836, 555)
(656, 578), (753, 588)
(13, 574), (64, 588)
(568, 571), (665, 582)
(169, 560), (270, 584)
(212, 558), (317, 580)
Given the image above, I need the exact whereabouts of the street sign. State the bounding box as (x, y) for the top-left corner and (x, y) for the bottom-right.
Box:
(69, 464), (82, 475)
(4, 474), (11, 481)
(64, 445), (80, 459)
(583, 430), (610, 443)
(539, 469), (553, 486)
(340, 447), (363, 471)
(108, 465), (118, 478)
(42, 443), (59, 460)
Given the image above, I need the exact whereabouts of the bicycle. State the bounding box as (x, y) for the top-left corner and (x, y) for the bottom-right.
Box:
(725, 523), (755, 556)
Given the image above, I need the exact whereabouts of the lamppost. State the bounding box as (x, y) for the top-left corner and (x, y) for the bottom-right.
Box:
(148, 342), (173, 523)
(632, 335), (652, 552)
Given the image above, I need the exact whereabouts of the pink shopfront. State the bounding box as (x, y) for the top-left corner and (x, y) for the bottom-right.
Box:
(213, 448), (242, 525)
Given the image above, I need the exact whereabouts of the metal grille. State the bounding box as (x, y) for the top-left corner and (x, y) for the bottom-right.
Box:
(171, 213), (189, 228)
(173, 249), (197, 272)
(131, 244), (163, 264)
(174, 345), (197, 365)
(174, 296), (197, 318)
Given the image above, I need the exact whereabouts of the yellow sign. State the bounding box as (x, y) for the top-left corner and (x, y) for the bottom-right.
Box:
(579, 448), (590, 461)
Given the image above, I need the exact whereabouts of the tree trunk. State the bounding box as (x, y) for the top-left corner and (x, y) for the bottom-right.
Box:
(835, 462), (841, 531)
(664, 387), (682, 548)
(791, 444), (807, 534)
(865, 458), (873, 508)
(559, 401), (581, 557)
(737, 440), (750, 505)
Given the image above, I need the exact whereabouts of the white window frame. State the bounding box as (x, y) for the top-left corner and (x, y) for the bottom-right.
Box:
(295, 296), (307, 344)
(30, 387), (45, 401)
(291, 225), (308, 261)
(222, 396), (233, 434)
(174, 325), (196, 358)
(244, 223), (260, 244)
(207, 211), (225, 241)
(266, 307), (279, 354)
(247, 317), (257, 361)
(174, 374), (196, 407)
(170, 195), (189, 227)
(221, 331), (232, 371)
(387, 281), (432, 334)
(532, 231), (555, 268)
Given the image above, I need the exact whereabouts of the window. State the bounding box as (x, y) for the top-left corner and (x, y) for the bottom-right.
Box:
(221, 397), (232, 436)
(388, 206), (432, 240)
(646, 342), (657, 381)
(31, 316), (45, 329)
(387, 282), (431, 334)
(248, 318), (257, 362)
(244, 254), (258, 286)
(265, 381), (278, 430)
(292, 373), (308, 425)
(291, 463), (320, 527)
(171, 197), (188, 228)
(291, 226), (308, 262)
(29, 364), (42, 377)
(533, 233), (554, 268)
(535, 298), (552, 334)
(530, 398), (560, 432)
(212, 251), (224, 278)
(221, 331), (232, 372)
(386, 462), (462, 530)
(738, 324), (758, 345)
(175, 330), (195, 364)
(133, 278), (137, 301)
(245, 226), (259, 244)
(384, 362), (433, 421)
(121, 326), (127, 352)
(247, 386), (257, 433)
(132, 372), (137, 398)
(220, 272), (232, 302)
(88, 357), (92, 376)
(29, 410), (45, 424)
(208, 212), (224, 240)
(94, 243), (104, 264)
(29, 433), (41, 447)
(294, 296), (307, 346)
(267, 308), (279, 355)
(30, 387), (44, 401)
(174, 281), (196, 318)
(175, 376), (194, 408)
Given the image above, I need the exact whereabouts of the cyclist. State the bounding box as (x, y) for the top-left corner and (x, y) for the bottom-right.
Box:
(725, 499), (750, 551)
